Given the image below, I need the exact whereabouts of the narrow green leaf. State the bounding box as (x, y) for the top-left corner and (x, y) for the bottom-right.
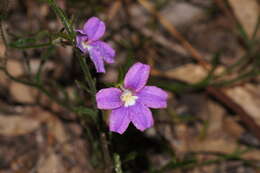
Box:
(211, 51), (221, 67)
(74, 106), (97, 117)
(252, 14), (260, 40)
(236, 23), (250, 48)
(47, 0), (75, 42)
(9, 31), (54, 49)
(75, 80), (92, 94)
(35, 46), (54, 84)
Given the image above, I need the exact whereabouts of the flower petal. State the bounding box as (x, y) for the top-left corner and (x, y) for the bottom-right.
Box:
(129, 103), (154, 131)
(137, 86), (168, 108)
(96, 88), (123, 110)
(95, 41), (115, 64)
(109, 107), (130, 134)
(83, 17), (105, 41)
(88, 46), (105, 73)
(124, 62), (150, 92)
(76, 35), (88, 53)
(76, 29), (87, 35)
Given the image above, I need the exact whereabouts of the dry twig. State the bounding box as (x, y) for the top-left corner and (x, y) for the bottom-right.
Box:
(138, 0), (260, 141)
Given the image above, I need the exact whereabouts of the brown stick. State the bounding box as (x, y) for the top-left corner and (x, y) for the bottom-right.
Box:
(138, 0), (260, 140)
(107, 0), (122, 22)
(138, 0), (211, 70)
(207, 86), (260, 140)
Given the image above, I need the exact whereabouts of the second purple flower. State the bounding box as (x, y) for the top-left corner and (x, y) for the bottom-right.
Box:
(76, 17), (115, 73)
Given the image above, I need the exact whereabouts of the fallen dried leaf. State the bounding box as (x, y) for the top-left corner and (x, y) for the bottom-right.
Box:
(47, 116), (68, 144)
(159, 64), (224, 84)
(190, 138), (237, 153)
(38, 153), (66, 173)
(6, 60), (24, 77)
(0, 114), (40, 136)
(10, 82), (38, 103)
(206, 100), (225, 136)
(228, 0), (260, 38)
(163, 64), (207, 83)
(223, 117), (244, 138)
(225, 84), (260, 126)
(0, 71), (9, 87)
(161, 2), (206, 28)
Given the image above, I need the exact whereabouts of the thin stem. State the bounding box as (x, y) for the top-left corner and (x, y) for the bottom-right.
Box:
(0, 17), (8, 66)
(101, 132), (113, 173)
(213, 69), (260, 87)
(47, 0), (75, 42)
(10, 42), (53, 49)
(0, 21), (7, 48)
(45, 0), (113, 170)
(76, 54), (113, 171)
(0, 66), (75, 112)
(156, 149), (257, 173)
(77, 54), (97, 104)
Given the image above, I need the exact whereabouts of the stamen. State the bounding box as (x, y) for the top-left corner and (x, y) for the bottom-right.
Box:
(82, 40), (92, 50)
(120, 90), (138, 107)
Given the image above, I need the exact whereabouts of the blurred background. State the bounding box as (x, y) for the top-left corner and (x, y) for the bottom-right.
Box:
(0, 0), (260, 172)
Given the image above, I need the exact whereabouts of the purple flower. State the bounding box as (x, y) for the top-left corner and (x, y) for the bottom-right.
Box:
(96, 62), (168, 134)
(76, 17), (115, 73)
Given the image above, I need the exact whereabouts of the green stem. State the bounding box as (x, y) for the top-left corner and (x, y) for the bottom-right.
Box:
(155, 149), (257, 173)
(77, 55), (113, 171)
(10, 42), (53, 49)
(0, 65), (97, 118)
(46, 0), (75, 42)
(0, 66), (75, 112)
(46, 0), (113, 170)
(77, 54), (97, 104)
(77, 54), (113, 171)
(214, 54), (249, 79)
(212, 69), (260, 87)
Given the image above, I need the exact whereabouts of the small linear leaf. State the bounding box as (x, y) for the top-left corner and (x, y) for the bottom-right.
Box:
(47, 0), (75, 42)
(74, 106), (97, 117)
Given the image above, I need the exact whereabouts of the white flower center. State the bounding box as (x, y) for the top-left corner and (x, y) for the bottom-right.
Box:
(82, 41), (92, 50)
(120, 90), (138, 107)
